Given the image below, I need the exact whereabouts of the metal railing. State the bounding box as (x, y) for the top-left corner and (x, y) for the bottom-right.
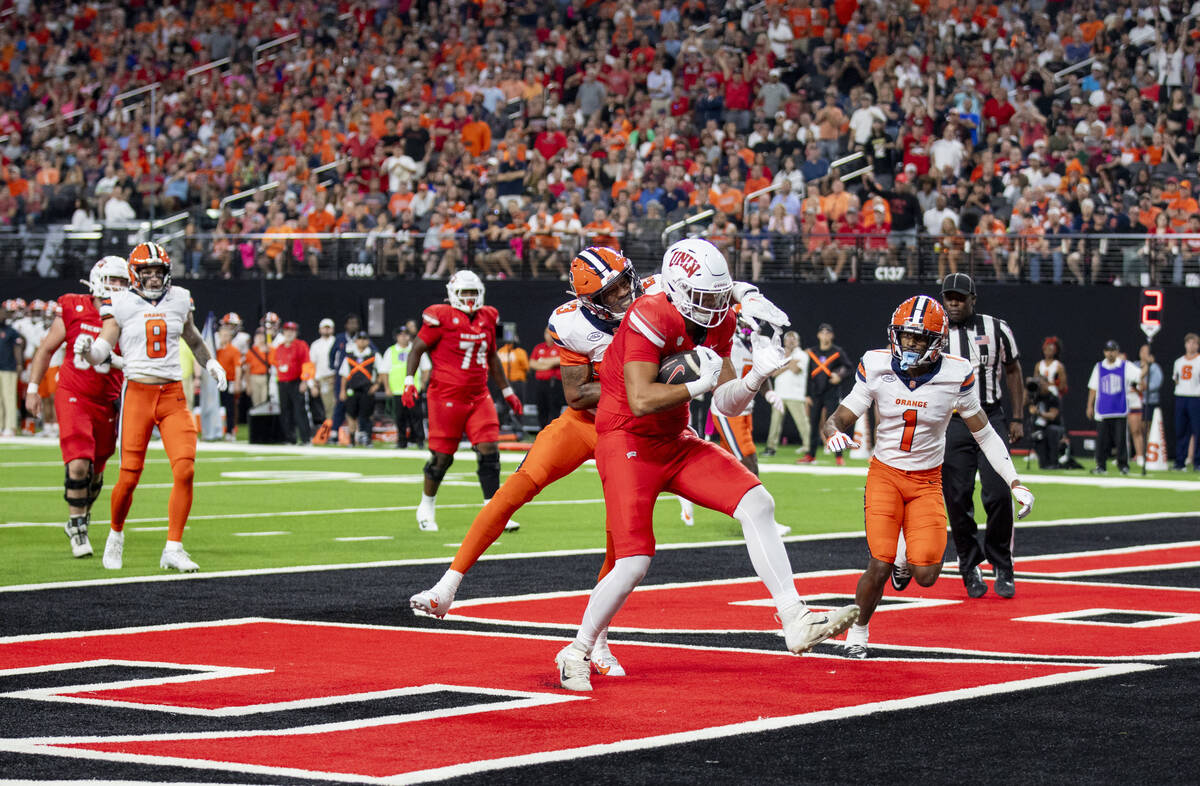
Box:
(253, 33), (299, 67)
(4, 228), (1195, 287)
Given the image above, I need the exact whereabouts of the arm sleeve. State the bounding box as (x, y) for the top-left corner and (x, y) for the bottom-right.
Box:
(971, 421), (1019, 487)
(712, 376), (758, 418)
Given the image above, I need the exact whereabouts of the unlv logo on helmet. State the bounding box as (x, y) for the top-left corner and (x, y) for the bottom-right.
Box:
(667, 250), (701, 277)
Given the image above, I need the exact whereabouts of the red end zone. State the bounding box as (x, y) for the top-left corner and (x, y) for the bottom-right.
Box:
(451, 575), (1200, 659)
(0, 620), (1112, 781)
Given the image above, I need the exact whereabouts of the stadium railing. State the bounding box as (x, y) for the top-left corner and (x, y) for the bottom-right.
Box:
(1, 228), (1196, 286)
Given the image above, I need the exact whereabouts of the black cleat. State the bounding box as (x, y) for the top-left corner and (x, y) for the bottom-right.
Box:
(891, 561), (912, 591)
(994, 566), (1015, 598)
(963, 565), (987, 598)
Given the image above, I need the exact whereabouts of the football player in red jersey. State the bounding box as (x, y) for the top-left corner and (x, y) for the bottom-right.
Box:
(402, 270), (524, 532)
(553, 238), (861, 691)
(23, 256), (129, 557)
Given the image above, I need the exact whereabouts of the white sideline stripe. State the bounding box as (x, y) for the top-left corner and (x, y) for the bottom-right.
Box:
(5, 508), (1200, 591)
(335, 536), (394, 542)
(232, 531), (290, 537)
(1021, 560), (1200, 577)
(1015, 540), (1200, 560)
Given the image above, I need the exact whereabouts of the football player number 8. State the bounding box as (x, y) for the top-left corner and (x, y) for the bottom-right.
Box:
(900, 408), (918, 452)
(458, 340), (488, 369)
(145, 318), (168, 359)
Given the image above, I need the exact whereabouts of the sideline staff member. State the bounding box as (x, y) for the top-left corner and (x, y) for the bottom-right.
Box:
(940, 273), (1024, 599)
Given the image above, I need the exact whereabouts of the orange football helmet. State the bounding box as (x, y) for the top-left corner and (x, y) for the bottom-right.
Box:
(888, 295), (948, 370)
(127, 242), (172, 300)
(569, 246), (642, 323)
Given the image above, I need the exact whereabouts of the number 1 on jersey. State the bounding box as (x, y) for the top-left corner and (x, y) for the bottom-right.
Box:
(145, 318), (168, 359)
(458, 339), (488, 369)
(900, 408), (918, 452)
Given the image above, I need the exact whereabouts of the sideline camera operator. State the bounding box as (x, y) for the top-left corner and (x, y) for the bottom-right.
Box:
(1027, 375), (1072, 469)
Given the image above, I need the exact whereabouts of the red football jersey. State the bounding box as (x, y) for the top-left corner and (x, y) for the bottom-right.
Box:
(596, 291), (734, 437)
(418, 303), (500, 397)
(56, 293), (123, 402)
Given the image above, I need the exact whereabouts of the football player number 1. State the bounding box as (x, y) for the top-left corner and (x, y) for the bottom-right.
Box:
(899, 408), (918, 452)
(458, 340), (488, 369)
(145, 318), (168, 359)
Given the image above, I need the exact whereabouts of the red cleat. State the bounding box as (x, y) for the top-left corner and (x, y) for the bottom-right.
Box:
(796, 455), (816, 464)
(836, 456), (846, 466)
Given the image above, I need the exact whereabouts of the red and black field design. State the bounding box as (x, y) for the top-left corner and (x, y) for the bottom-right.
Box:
(0, 516), (1197, 784)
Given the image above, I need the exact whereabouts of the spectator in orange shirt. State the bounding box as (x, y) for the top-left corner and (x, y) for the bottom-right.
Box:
(215, 323), (243, 440)
(462, 113), (493, 158)
(303, 194), (336, 276)
(261, 209), (297, 279)
(243, 328), (273, 408)
(584, 208), (618, 249)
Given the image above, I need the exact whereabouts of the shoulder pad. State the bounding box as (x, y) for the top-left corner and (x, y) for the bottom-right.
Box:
(422, 304), (446, 326)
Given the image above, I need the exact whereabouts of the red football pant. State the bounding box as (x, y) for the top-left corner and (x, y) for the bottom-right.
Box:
(111, 381), (198, 542)
(451, 408), (600, 574)
(55, 388), (119, 472)
(426, 388), (500, 454)
(595, 428), (761, 559)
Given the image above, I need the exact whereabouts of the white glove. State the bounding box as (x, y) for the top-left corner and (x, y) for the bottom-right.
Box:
(764, 389), (785, 413)
(825, 431), (859, 453)
(684, 346), (723, 398)
(738, 291), (791, 327)
(747, 333), (788, 388)
(73, 334), (94, 360)
(1012, 484), (1034, 520)
(206, 358), (228, 392)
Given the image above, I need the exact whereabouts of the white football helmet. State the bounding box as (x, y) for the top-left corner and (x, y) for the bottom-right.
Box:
(447, 270), (485, 313)
(661, 238), (733, 328)
(83, 256), (131, 298)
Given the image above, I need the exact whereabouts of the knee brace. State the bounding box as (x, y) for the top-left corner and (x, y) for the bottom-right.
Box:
(424, 453), (453, 484)
(476, 450), (501, 499)
(87, 472), (104, 506)
(63, 462), (93, 506)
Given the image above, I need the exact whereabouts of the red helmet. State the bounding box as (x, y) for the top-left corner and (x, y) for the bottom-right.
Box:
(888, 295), (948, 370)
(127, 242), (172, 300)
(569, 246), (642, 323)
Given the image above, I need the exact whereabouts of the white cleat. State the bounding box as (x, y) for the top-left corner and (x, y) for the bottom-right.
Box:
(416, 507), (438, 532)
(410, 587), (454, 618)
(102, 530), (124, 570)
(160, 547), (199, 572)
(503, 519), (520, 532)
(776, 523), (791, 537)
(590, 645), (625, 677)
(679, 498), (695, 527)
(555, 644), (592, 691)
(780, 602), (860, 654)
(65, 517), (93, 558)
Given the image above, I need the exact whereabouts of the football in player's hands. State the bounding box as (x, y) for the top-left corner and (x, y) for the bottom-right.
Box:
(657, 349), (706, 384)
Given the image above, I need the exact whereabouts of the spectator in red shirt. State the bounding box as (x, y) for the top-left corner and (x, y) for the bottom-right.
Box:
(529, 327), (564, 430)
(273, 322), (313, 444)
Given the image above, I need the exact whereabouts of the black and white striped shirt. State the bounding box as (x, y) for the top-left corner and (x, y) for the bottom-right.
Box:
(945, 313), (1019, 409)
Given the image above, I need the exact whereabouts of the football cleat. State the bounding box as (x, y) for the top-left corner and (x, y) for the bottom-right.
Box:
(555, 644), (592, 691)
(994, 566), (1015, 599)
(416, 504), (438, 532)
(779, 602), (860, 654)
(796, 455), (816, 464)
(843, 642), (868, 659)
(679, 498), (695, 526)
(65, 516), (93, 558)
(891, 561), (912, 591)
(776, 523), (792, 537)
(590, 645), (626, 677)
(962, 565), (988, 598)
(504, 519), (520, 532)
(102, 530), (124, 570)
(410, 587), (453, 618)
(160, 546), (199, 572)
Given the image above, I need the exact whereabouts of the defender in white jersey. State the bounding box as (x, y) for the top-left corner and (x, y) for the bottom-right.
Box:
(76, 242), (227, 573)
(821, 296), (1035, 659)
(410, 247), (788, 676)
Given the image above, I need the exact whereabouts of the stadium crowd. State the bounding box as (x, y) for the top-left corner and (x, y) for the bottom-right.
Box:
(5, 0), (1200, 283)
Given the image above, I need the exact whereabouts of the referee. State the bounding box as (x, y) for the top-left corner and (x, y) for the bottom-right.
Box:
(941, 273), (1024, 599)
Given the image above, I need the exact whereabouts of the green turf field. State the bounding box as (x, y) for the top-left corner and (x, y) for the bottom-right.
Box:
(2, 438), (1199, 586)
